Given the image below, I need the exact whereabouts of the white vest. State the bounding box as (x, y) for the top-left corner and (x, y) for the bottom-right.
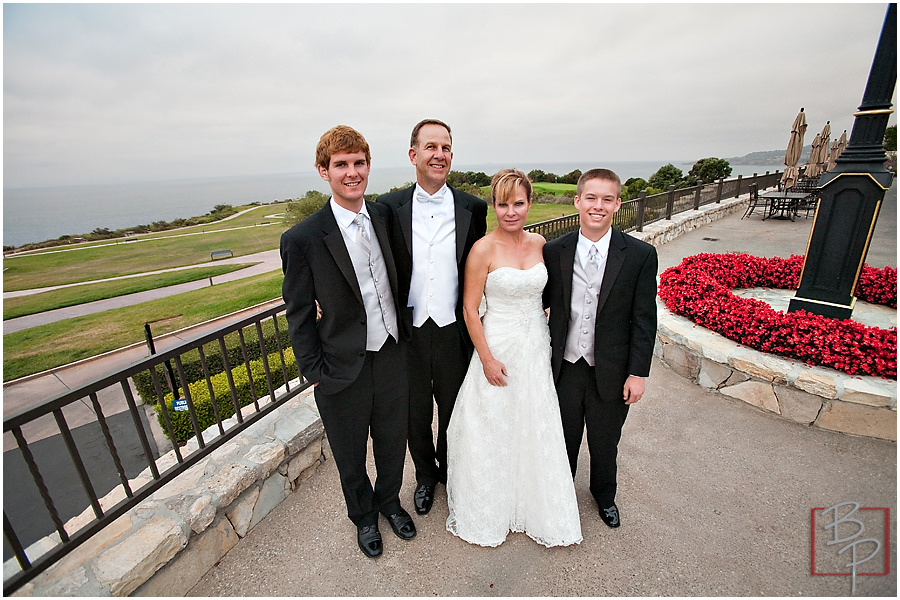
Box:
(563, 250), (603, 366)
(340, 217), (399, 351)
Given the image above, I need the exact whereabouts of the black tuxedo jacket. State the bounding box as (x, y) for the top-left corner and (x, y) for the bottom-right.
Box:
(280, 200), (408, 396)
(543, 227), (658, 402)
(377, 184), (488, 339)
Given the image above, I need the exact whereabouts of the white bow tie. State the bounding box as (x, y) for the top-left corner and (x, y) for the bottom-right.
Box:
(416, 189), (444, 203)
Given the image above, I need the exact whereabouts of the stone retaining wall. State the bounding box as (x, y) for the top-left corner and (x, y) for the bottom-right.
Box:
(656, 303), (897, 441)
(10, 386), (325, 597)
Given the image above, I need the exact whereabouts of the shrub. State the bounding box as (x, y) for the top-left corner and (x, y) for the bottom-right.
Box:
(134, 321), (291, 404)
(155, 347), (299, 444)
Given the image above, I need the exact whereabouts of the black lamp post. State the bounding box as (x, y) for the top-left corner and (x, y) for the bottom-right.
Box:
(788, 4), (896, 320)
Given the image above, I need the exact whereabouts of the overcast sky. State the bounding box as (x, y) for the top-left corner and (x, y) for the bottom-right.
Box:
(3, 1), (897, 188)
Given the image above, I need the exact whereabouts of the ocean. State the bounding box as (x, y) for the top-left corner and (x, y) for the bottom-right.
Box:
(2, 161), (777, 248)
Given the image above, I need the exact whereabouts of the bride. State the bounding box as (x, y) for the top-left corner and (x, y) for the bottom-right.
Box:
(445, 169), (582, 548)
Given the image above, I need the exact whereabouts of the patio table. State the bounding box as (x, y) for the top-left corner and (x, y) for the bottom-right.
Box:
(760, 191), (811, 221)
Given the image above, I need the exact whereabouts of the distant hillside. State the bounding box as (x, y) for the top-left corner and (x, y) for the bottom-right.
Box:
(726, 146), (812, 166)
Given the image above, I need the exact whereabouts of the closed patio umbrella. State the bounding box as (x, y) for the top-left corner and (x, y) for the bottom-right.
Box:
(827, 138), (841, 170)
(806, 133), (824, 178)
(808, 121), (831, 178)
(782, 108), (808, 189)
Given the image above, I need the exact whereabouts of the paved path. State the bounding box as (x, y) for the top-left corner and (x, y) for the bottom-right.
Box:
(2, 249), (281, 333)
(188, 185), (896, 597)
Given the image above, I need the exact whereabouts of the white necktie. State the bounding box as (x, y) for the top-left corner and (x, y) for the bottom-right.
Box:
(354, 213), (370, 255)
(587, 244), (600, 273)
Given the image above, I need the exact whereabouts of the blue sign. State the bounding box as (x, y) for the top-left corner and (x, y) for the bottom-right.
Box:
(172, 398), (189, 412)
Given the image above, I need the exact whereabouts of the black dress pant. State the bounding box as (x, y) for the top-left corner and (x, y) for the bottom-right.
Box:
(407, 318), (469, 487)
(314, 339), (408, 527)
(557, 357), (629, 508)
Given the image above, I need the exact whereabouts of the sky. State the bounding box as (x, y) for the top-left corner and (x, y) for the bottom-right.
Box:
(2, 1), (897, 188)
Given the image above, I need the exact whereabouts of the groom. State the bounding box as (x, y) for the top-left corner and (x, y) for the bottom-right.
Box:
(543, 168), (658, 528)
(377, 119), (487, 515)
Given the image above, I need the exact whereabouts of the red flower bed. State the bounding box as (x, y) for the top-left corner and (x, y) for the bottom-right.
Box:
(658, 253), (897, 379)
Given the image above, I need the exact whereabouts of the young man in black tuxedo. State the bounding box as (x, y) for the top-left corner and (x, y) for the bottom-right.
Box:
(281, 125), (415, 557)
(377, 119), (487, 515)
(543, 168), (658, 529)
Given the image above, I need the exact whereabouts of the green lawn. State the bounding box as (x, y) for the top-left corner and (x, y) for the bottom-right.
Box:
(532, 182), (576, 195)
(487, 201), (578, 232)
(3, 263), (257, 320)
(3, 217), (285, 291)
(3, 270), (285, 382)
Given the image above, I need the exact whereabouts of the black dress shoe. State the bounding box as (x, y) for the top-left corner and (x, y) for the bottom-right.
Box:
(599, 504), (621, 528)
(414, 483), (435, 515)
(357, 523), (382, 557)
(386, 508), (417, 540)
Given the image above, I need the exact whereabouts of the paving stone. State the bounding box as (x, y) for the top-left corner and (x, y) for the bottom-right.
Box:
(698, 358), (733, 389)
(774, 386), (824, 424)
(204, 463), (258, 509)
(792, 369), (839, 399)
(841, 377), (895, 408)
(815, 401), (897, 441)
(225, 487), (260, 538)
(94, 517), (187, 596)
(244, 441), (285, 479)
(133, 516), (238, 597)
(720, 380), (781, 414)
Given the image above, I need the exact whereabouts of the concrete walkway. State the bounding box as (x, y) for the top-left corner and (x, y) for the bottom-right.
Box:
(187, 187), (896, 597)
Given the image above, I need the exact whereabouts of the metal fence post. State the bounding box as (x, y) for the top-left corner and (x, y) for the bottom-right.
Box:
(636, 190), (647, 231)
(665, 185), (675, 219)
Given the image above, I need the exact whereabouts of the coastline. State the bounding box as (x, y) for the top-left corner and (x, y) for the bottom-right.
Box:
(3, 163), (782, 249)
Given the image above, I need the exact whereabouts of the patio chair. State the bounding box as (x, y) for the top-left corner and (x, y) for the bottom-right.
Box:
(741, 184), (768, 219)
(793, 176), (820, 218)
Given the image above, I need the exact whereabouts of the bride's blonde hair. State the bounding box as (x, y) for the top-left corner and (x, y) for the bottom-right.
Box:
(490, 169), (533, 205)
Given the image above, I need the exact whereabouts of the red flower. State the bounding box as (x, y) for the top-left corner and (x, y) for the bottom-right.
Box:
(658, 253), (897, 379)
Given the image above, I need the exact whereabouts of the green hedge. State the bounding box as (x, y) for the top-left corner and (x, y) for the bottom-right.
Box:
(155, 347), (298, 444)
(135, 318), (291, 405)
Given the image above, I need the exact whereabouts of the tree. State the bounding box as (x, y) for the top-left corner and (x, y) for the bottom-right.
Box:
(648, 164), (684, 190)
(284, 190), (329, 226)
(884, 125), (896, 151)
(621, 177), (648, 201)
(528, 169), (546, 183)
(560, 169), (582, 185)
(685, 157), (732, 185)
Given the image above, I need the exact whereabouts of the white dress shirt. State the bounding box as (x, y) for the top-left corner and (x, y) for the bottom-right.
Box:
(409, 183), (458, 327)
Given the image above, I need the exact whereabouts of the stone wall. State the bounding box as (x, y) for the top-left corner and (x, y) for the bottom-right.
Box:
(656, 300), (897, 441)
(10, 386), (325, 597)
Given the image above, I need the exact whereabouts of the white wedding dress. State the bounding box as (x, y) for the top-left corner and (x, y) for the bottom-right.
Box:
(446, 263), (582, 548)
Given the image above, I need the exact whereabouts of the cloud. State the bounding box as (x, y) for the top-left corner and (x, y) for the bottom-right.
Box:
(3, 2), (896, 187)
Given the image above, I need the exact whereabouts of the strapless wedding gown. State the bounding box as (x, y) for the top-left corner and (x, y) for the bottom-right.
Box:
(446, 263), (582, 548)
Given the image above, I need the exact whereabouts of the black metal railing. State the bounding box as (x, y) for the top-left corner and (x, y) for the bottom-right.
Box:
(3, 303), (310, 594)
(525, 171), (782, 238)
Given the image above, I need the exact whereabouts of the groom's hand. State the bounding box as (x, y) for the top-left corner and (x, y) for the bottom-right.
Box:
(623, 375), (645, 405)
